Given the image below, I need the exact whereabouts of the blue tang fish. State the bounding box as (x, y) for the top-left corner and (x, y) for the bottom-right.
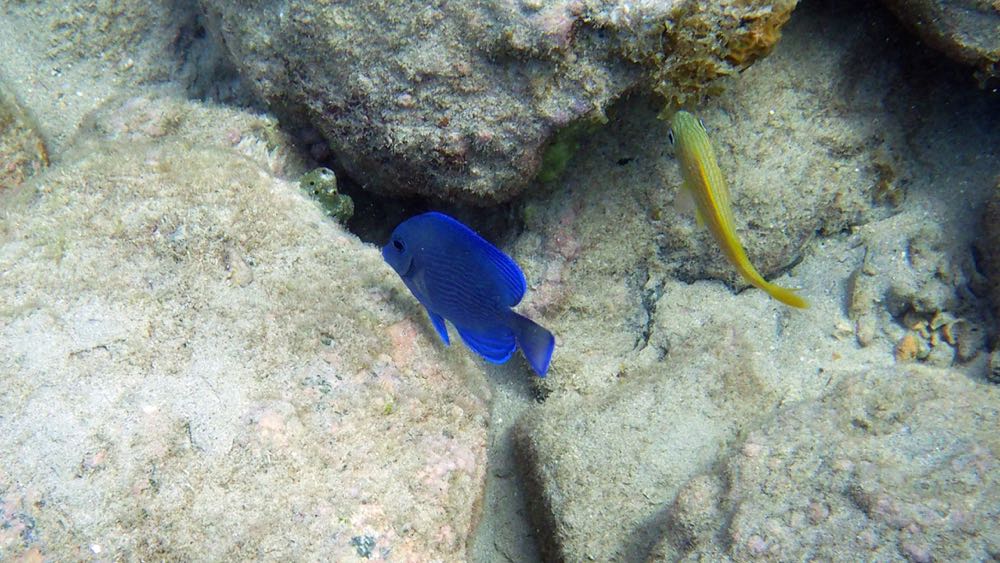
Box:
(382, 212), (555, 377)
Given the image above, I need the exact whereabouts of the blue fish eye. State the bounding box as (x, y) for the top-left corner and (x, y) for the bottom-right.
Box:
(667, 130), (675, 146)
(393, 239), (405, 251)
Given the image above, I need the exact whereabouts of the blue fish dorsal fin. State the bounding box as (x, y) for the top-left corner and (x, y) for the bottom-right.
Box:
(426, 212), (527, 307)
(455, 324), (516, 364)
(425, 308), (450, 345)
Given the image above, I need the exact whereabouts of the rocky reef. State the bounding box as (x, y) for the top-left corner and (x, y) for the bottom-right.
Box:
(504, 1), (999, 559)
(978, 181), (1000, 382)
(654, 366), (1000, 561)
(0, 95), (489, 560)
(0, 83), (47, 191)
(1, 0), (998, 561)
(200, 0), (797, 202)
(881, 0), (1000, 83)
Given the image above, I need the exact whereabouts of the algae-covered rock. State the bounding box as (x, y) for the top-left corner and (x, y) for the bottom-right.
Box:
(652, 366), (1000, 561)
(881, 0), (1000, 83)
(0, 98), (489, 560)
(0, 1), (245, 157)
(978, 180), (1000, 371)
(3, 0), (194, 82)
(514, 298), (785, 561)
(847, 213), (988, 366)
(979, 182), (1000, 327)
(0, 82), (48, 190)
(511, 0), (920, 397)
(508, 3), (999, 557)
(74, 92), (307, 180)
(202, 0), (797, 202)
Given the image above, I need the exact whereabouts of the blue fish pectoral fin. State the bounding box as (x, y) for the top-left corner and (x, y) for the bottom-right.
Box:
(509, 312), (555, 377)
(455, 325), (516, 364)
(425, 308), (450, 346)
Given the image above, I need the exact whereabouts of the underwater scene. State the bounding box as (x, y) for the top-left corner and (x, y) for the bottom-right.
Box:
(1, 0), (998, 560)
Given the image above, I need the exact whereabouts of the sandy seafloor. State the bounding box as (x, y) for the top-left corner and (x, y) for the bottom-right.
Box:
(1, 0), (998, 561)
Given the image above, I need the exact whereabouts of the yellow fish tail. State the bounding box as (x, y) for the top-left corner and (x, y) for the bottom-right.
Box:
(669, 110), (809, 309)
(750, 275), (810, 309)
(729, 244), (810, 309)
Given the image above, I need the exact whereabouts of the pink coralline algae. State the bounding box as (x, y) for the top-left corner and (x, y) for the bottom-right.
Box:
(418, 433), (480, 495)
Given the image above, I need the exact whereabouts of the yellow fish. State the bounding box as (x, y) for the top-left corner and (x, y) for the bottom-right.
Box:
(668, 110), (808, 309)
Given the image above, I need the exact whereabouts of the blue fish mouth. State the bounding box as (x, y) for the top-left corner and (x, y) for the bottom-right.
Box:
(382, 243), (414, 277)
(399, 257), (414, 277)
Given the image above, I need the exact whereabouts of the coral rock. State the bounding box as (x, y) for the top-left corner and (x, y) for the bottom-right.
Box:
(202, 0), (797, 202)
(881, 0), (1000, 83)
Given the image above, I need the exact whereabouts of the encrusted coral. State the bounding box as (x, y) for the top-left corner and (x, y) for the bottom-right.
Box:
(635, 0), (799, 106)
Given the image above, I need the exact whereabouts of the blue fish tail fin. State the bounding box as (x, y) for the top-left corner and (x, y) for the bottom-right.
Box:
(509, 312), (554, 377)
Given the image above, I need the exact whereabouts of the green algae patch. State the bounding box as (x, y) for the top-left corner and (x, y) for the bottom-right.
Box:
(537, 118), (607, 184)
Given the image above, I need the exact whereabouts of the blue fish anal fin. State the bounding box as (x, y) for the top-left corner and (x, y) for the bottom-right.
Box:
(455, 324), (515, 364)
(425, 308), (450, 346)
(509, 312), (555, 377)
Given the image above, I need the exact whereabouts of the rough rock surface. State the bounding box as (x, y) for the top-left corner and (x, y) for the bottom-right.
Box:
(0, 0), (244, 155)
(652, 366), (1000, 561)
(511, 0), (925, 398)
(979, 180), (1000, 379)
(201, 0), (797, 202)
(847, 211), (988, 367)
(881, 0), (1000, 82)
(508, 1), (999, 560)
(1, 0), (198, 84)
(0, 83), (48, 191)
(514, 306), (785, 562)
(0, 95), (490, 561)
(979, 182), (1000, 329)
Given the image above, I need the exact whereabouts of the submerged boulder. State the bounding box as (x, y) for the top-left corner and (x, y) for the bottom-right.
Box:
(0, 95), (490, 560)
(654, 366), (1000, 561)
(201, 0), (798, 202)
(881, 0), (1000, 83)
(0, 83), (48, 191)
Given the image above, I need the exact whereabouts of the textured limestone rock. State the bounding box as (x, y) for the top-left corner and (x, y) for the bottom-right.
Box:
(1, 0), (197, 84)
(978, 180), (1000, 371)
(0, 95), (489, 560)
(0, 0), (245, 156)
(508, 2), (999, 559)
(653, 366), (1000, 561)
(0, 83), (47, 191)
(511, 0), (920, 397)
(881, 0), (1000, 82)
(514, 319), (783, 562)
(201, 0), (798, 202)
(979, 182), (1000, 322)
(847, 212), (988, 366)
